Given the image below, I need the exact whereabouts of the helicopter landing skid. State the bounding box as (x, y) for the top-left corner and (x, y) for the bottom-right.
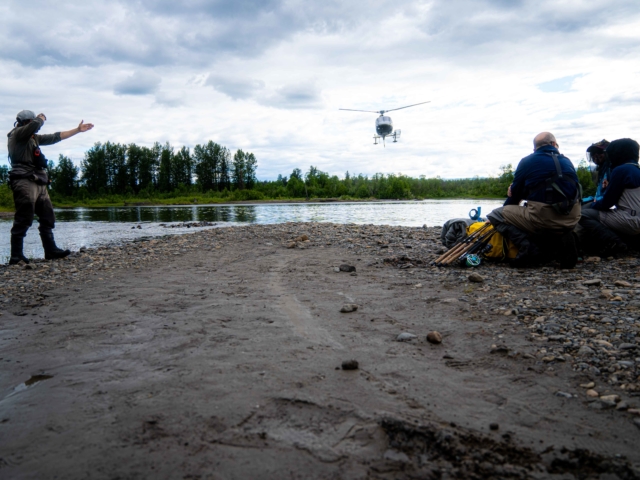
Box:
(373, 130), (401, 147)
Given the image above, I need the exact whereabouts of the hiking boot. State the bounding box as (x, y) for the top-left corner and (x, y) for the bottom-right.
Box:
(40, 232), (71, 260)
(9, 235), (30, 265)
(557, 232), (578, 269)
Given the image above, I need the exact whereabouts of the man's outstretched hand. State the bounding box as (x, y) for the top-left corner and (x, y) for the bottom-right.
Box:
(60, 120), (95, 140)
(78, 120), (94, 133)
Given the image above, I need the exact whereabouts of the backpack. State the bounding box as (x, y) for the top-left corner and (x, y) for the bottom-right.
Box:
(529, 153), (582, 215)
(466, 222), (518, 260)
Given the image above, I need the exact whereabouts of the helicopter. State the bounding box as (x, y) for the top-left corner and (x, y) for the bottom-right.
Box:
(339, 101), (430, 146)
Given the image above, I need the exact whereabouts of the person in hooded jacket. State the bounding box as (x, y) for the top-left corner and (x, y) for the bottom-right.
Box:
(7, 110), (94, 265)
(579, 138), (640, 256)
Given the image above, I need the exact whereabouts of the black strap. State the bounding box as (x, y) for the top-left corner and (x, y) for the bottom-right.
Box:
(527, 153), (582, 214)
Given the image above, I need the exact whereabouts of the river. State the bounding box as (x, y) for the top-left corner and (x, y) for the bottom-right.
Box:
(0, 199), (504, 261)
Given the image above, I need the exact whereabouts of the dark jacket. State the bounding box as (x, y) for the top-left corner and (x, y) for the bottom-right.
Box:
(591, 163), (640, 210)
(7, 118), (61, 176)
(504, 145), (579, 206)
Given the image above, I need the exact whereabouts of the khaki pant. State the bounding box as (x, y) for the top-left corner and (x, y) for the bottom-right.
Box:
(501, 201), (580, 235)
(10, 178), (56, 237)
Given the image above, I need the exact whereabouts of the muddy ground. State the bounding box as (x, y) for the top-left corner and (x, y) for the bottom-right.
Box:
(1, 223), (639, 479)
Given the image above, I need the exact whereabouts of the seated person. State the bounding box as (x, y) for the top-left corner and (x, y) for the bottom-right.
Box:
(487, 132), (581, 268)
(585, 139), (611, 202)
(579, 138), (640, 256)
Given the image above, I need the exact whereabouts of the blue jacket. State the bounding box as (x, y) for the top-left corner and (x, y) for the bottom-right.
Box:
(505, 145), (579, 206)
(591, 163), (640, 210)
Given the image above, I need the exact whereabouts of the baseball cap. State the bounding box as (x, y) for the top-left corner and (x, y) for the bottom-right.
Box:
(586, 139), (610, 153)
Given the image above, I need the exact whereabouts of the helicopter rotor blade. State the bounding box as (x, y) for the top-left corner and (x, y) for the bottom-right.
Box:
(382, 101), (431, 114)
(339, 108), (381, 114)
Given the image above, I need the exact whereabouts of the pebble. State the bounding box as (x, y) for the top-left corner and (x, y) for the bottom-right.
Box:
(577, 346), (595, 356)
(340, 304), (358, 313)
(339, 264), (356, 272)
(580, 382), (595, 389)
(489, 423), (499, 431)
(599, 394), (620, 404)
(396, 332), (417, 342)
(426, 331), (442, 344)
(583, 279), (602, 286)
(555, 391), (573, 399)
(490, 344), (509, 354)
(616, 401), (629, 411)
(615, 280), (632, 288)
(341, 360), (359, 370)
(586, 389), (599, 398)
(468, 273), (484, 283)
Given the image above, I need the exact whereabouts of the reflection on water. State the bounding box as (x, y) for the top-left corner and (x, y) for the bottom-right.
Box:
(55, 205), (259, 223)
(0, 200), (504, 262)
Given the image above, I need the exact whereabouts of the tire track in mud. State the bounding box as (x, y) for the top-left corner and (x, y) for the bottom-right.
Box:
(266, 255), (343, 349)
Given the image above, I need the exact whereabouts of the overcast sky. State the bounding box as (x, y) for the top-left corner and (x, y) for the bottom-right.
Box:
(1, 0), (639, 180)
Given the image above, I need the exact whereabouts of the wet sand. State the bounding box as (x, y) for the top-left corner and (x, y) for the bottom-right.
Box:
(1, 224), (639, 479)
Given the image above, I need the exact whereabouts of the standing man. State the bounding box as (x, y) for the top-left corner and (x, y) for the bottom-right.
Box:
(7, 110), (94, 265)
(486, 132), (581, 268)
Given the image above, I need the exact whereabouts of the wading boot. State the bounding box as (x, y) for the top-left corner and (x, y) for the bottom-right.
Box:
(9, 235), (30, 265)
(40, 232), (71, 260)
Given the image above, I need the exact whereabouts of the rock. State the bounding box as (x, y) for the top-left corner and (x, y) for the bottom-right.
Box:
(341, 359), (359, 370)
(489, 423), (499, 431)
(600, 398), (618, 409)
(619, 343), (637, 350)
(577, 345), (595, 356)
(628, 408), (640, 415)
(396, 332), (417, 342)
(490, 344), (509, 354)
(287, 242), (296, 249)
(584, 257), (601, 263)
(340, 304), (358, 313)
(599, 394), (620, 404)
(294, 234), (309, 242)
(333, 267), (340, 273)
(615, 280), (633, 287)
(555, 391), (573, 399)
(339, 264), (356, 272)
(468, 273), (484, 283)
(580, 382), (595, 389)
(583, 279), (602, 286)
(616, 401), (629, 411)
(426, 331), (442, 344)
(586, 389), (599, 398)
(542, 356), (556, 363)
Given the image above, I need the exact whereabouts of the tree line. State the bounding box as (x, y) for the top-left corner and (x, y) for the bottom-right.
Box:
(0, 141), (257, 200)
(0, 142), (596, 206)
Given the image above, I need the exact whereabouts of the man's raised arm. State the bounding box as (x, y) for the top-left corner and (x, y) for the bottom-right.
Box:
(60, 120), (94, 140)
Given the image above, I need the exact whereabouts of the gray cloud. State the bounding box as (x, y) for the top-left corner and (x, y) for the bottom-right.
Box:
(206, 75), (265, 100)
(114, 71), (161, 96)
(261, 83), (323, 110)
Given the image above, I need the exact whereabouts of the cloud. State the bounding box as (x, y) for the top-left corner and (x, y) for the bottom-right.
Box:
(2, 0), (640, 183)
(114, 71), (161, 96)
(260, 83), (323, 109)
(206, 75), (265, 100)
